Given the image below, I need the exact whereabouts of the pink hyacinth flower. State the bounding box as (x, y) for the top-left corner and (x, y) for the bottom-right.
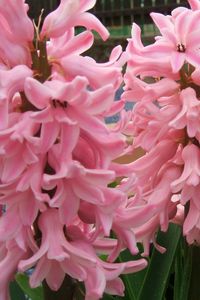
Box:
(143, 9), (200, 72)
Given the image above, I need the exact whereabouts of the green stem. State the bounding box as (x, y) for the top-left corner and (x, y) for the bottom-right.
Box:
(43, 276), (76, 300)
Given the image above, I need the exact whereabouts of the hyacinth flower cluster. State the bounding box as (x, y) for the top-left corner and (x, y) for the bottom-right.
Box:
(4, 0), (200, 299)
(0, 1), (153, 299)
(119, 0), (200, 251)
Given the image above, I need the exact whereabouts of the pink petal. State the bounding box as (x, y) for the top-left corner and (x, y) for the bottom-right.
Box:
(61, 258), (87, 281)
(72, 12), (109, 41)
(29, 256), (51, 288)
(40, 122), (60, 153)
(188, 0), (200, 10)
(46, 261), (65, 291)
(0, 206), (22, 241)
(58, 184), (80, 225)
(105, 278), (124, 296)
(24, 78), (51, 109)
(2, 150), (26, 182)
(49, 30), (94, 59)
(170, 51), (185, 73)
(150, 12), (174, 35)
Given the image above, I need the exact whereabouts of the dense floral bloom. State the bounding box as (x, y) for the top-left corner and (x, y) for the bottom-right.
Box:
(18, 209), (147, 299)
(2, 0), (200, 298)
(122, 0), (200, 247)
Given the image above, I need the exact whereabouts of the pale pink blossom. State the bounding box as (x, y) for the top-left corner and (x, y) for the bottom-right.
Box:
(183, 200), (200, 243)
(0, 0), (33, 67)
(47, 30), (94, 60)
(41, 0), (109, 40)
(135, 215), (166, 256)
(0, 0), (34, 43)
(122, 0), (200, 254)
(57, 54), (122, 90)
(130, 98), (182, 151)
(0, 66), (32, 129)
(43, 145), (125, 235)
(112, 139), (178, 182)
(188, 0), (200, 10)
(144, 9), (200, 72)
(171, 144), (200, 192)
(24, 76), (125, 166)
(170, 88), (200, 138)
(19, 209), (147, 299)
(123, 75), (179, 103)
(180, 184), (200, 209)
(126, 23), (178, 79)
(0, 112), (40, 183)
(47, 27), (123, 90)
(171, 203), (185, 226)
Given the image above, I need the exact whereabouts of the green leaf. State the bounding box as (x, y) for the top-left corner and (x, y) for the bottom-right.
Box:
(15, 273), (44, 300)
(10, 280), (27, 300)
(173, 237), (184, 300)
(173, 237), (192, 300)
(138, 223), (181, 300)
(178, 245), (192, 300)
